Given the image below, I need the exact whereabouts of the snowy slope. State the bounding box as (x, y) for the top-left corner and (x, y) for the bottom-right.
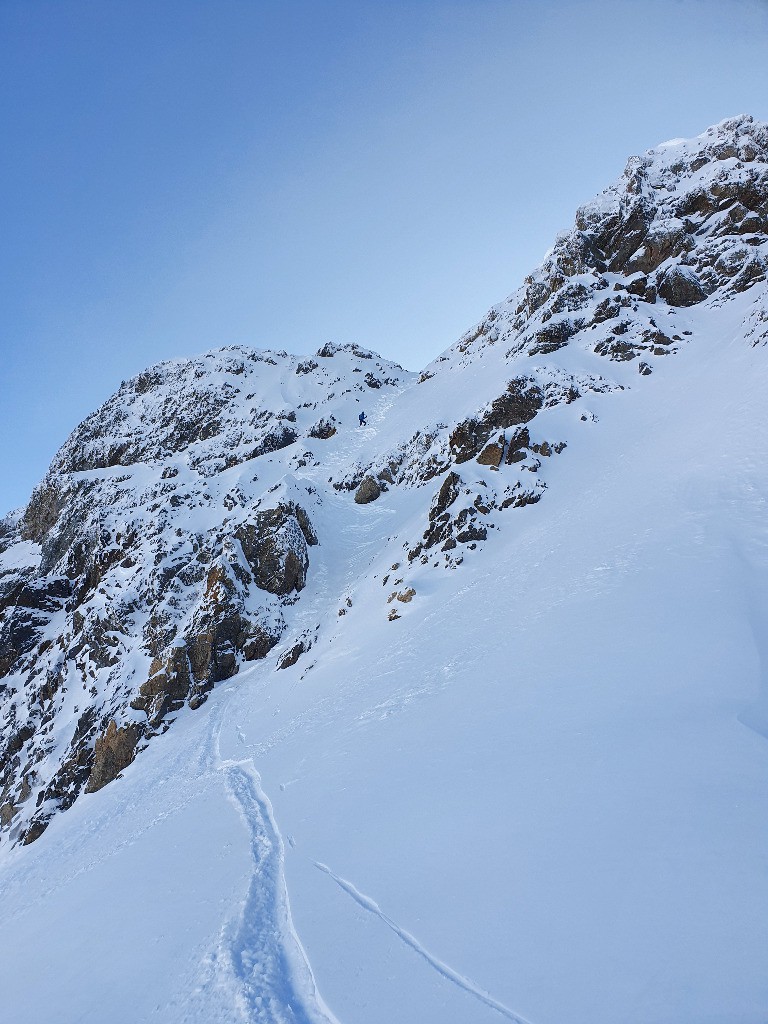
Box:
(1, 115), (768, 1023)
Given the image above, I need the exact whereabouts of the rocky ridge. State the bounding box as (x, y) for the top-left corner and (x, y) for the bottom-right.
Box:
(2, 115), (767, 847)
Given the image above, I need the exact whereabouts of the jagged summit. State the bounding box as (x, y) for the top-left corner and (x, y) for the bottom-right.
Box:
(2, 116), (768, 852)
(48, 342), (410, 478)
(437, 113), (768, 375)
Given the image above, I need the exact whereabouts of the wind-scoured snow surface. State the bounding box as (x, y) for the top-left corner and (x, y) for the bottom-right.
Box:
(1, 116), (768, 1023)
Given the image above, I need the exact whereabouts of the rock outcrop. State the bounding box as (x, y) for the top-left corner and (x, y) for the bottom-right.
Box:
(85, 721), (138, 794)
(354, 476), (381, 504)
(2, 115), (768, 848)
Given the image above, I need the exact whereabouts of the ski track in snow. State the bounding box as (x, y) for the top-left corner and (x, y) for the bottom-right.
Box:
(314, 862), (534, 1024)
(200, 383), (462, 1023)
(208, 711), (340, 1024)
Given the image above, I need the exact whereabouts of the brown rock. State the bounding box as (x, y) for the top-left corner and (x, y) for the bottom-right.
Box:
(432, 472), (461, 518)
(133, 644), (191, 725)
(626, 274), (648, 297)
(486, 378), (544, 430)
(21, 818), (50, 845)
(309, 417), (337, 439)
(277, 640), (306, 670)
(354, 476), (381, 504)
(448, 418), (486, 464)
(477, 439), (504, 467)
(235, 504), (314, 595)
(20, 477), (68, 543)
(657, 266), (707, 306)
(243, 627), (280, 662)
(450, 378), (543, 464)
(626, 220), (690, 276)
(85, 721), (138, 794)
(0, 801), (17, 826)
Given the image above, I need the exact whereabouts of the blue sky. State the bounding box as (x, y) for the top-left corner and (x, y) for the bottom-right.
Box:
(2, 0), (767, 514)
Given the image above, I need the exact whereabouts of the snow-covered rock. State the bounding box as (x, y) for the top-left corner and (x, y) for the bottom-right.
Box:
(1, 116), (768, 1024)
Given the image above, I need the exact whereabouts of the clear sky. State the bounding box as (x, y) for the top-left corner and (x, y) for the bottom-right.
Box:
(2, 0), (767, 515)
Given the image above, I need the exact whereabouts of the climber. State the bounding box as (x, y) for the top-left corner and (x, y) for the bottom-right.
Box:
(358, 411), (367, 427)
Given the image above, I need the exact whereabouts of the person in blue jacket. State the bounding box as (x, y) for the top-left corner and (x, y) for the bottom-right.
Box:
(358, 411), (367, 427)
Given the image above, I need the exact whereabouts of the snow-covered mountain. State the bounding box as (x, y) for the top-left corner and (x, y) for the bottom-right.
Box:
(1, 114), (767, 1023)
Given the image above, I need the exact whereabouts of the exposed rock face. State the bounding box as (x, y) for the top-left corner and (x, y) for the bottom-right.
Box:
(354, 476), (381, 504)
(277, 638), (307, 670)
(477, 439), (505, 467)
(133, 646), (193, 726)
(505, 427), (531, 464)
(449, 378), (544, 464)
(528, 320), (577, 355)
(235, 503), (316, 595)
(657, 266), (707, 306)
(434, 472), (461, 517)
(343, 116), (768, 584)
(0, 345), (414, 844)
(0, 472), (319, 840)
(21, 477), (68, 544)
(439, 114), (768, 379)
(309, 417), (337, 439)
(85, 721), (138, 794)
(0, 574), (71, 676)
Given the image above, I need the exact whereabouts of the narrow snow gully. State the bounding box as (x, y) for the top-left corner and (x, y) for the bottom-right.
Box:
(211, 740), (340, 1024)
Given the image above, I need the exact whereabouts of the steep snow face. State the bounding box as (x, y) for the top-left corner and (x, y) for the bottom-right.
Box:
(1, 117), (768, 1024)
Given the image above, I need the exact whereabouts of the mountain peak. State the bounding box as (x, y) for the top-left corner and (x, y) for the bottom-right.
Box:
(2, 117), (768, 853)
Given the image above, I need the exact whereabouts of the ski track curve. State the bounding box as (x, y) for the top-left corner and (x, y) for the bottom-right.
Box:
(315, 862), (535, 1024)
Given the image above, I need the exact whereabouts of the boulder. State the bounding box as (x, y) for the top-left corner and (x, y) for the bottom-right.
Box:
(277, 640), (306, 670)
(235, 504), (315, 595)
(657, 266), (707, 306)
(354, 476), (381, 504)
(477, 440), (505, 467)
(309, 417), (337, 439)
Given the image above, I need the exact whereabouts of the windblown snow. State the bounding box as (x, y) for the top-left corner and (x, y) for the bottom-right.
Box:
(1, 115), (767, 1024)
